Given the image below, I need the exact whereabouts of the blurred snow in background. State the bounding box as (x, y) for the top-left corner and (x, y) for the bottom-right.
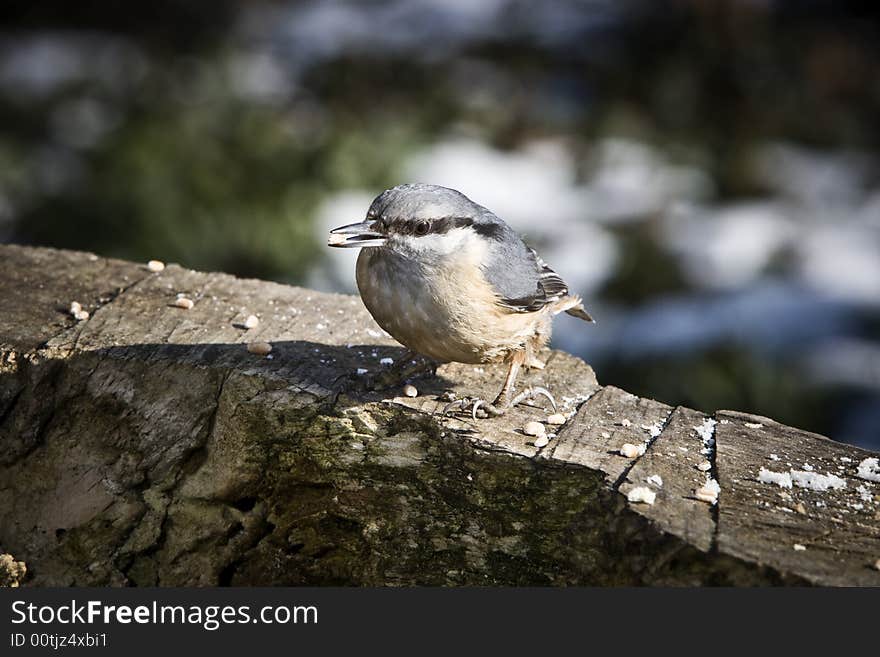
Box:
(3, 0), (879, 448)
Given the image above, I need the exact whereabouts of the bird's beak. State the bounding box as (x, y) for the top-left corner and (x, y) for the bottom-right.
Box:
(327, 220), (387, 248)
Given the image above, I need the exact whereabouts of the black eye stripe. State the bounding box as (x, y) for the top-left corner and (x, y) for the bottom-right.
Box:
(371, 215), (503, 239)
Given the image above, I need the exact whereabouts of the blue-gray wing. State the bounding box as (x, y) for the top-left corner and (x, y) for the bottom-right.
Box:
(480, 227), (570, 313)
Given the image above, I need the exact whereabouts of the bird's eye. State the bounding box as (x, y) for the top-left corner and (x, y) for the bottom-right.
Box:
(414, 220), (430, 236)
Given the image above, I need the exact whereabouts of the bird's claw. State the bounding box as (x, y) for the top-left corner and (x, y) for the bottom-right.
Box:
(440, 386), (556, 419)
(441, 397), (502, 419)
(508, 386), (557, 412)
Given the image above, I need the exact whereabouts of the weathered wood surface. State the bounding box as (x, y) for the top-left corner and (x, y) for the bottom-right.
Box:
(0, 243), (878, 586)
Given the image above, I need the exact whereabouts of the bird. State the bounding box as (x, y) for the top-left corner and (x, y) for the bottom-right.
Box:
(328, 183), (594, 419)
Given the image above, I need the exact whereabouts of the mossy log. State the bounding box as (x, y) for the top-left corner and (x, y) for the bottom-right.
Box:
(1, 244), (878, 586)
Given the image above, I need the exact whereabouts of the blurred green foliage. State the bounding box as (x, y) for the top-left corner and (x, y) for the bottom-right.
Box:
(2, 0), (879, 447)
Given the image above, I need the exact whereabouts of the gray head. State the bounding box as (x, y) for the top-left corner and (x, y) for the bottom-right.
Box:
(328, 184), (507, 256)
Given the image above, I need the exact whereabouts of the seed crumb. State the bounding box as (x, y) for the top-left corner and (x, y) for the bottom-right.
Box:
(793, 544), (807, 551)
(533, 435), (549, 448)
(147, 260), (165, 272)
(402, 384), (418, 398)
(246, 342), (272, 356)
(174, 297), (194, 310)
(546, 413), (566, 426)
(695, 488), (717, 504)
(523, 421), (546, 437)
(695, 478), (720, 505)
(619, 443), (645, 458)
(627, 486), (656, 505)
(244, 314), (259, 329)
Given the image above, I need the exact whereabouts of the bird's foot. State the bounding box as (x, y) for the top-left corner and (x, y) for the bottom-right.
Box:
(506, 386), (557, 412)
(441, 397), (504, 420)
(441, 386), (557, 420)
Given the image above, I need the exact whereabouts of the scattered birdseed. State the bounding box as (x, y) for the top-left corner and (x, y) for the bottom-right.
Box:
(174, 297), (194, 309)
(802, 463), (814, 472)
(379, 357), (394, 366)
(646, 474), (663, 488)
(627, 486), (656, 505)
(793, 544), (806, 551)
(244, 314), (259, 329)
(246, 342), (272, 356)
(695, 487), (718, 504)
(856, 457), (880, 483)
(619, 443), (645, 458)
(840, 456), (852, 463)
(402, 384), (418, 398)
(745, 422), (763, 429)
(356, 368), (368, 375)
(533, 435), (549, 448)
(523, 421), (546, 437)
(73, 309), (89, 321)
(546, 413), (566, 425)
(696, 460), (712, 472)
(620, 419), (632, 427)
(695, 477), (720, 505)
(601, 431), (611, 439)
(69, 301), (82, 315)
(147, 260), (165, 272)
(769, 453), (780, 461)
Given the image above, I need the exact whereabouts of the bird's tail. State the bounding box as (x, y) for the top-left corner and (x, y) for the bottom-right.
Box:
(563, 295), (595, 323)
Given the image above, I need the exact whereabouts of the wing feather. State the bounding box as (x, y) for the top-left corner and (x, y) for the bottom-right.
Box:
(496, 249), (569, 313)
(477, 221), (593, 322)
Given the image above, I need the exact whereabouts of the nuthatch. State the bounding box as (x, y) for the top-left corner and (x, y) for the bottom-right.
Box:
(328, 184), (594, 418)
